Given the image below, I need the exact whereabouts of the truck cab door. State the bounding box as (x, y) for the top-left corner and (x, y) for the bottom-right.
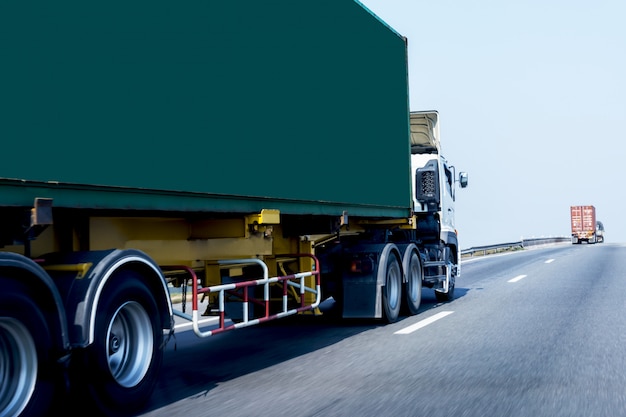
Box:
(440, 160), (456, 235)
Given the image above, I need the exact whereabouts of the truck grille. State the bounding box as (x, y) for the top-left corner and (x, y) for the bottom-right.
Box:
(420, 171), (437, 196)
(415, 159), (440, 208)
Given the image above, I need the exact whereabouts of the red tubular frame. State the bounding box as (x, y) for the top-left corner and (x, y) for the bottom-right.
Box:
(161, 254), (321, 337)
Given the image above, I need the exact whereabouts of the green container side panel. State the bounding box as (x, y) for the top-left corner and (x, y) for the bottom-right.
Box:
(1, 0), (412, 217)
(0, 179), (410, 219)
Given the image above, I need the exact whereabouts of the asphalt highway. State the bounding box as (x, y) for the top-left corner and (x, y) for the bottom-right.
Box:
(128, 243), (626, 416)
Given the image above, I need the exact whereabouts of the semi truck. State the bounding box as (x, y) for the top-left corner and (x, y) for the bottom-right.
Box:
(570, 205), (598, 244)
(0, 1), (468, 416)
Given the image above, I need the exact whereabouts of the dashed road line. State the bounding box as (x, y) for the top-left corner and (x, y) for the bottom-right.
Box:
(395, 311), (454, 335)
(508, 274), (527, 283)
(507, 258), (555, 283)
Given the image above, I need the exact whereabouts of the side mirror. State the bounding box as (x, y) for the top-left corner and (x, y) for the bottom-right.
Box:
(458, 172), (468, 188)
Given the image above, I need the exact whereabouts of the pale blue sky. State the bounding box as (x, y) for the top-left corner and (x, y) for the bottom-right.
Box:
(360, 0), (626, 247)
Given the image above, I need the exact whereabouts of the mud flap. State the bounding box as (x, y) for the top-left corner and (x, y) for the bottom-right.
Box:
(342, 273), (378, 319)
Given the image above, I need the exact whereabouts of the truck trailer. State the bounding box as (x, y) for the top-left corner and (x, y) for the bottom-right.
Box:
(0, 1), (468, 416)
(570, 205), (598, 244)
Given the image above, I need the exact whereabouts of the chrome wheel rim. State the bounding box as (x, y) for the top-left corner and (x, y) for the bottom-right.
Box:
(106, 301), (153, 388)
(0, 318), (37, 417)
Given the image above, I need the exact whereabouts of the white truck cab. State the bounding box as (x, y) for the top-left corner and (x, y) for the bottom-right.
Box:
(409, 110), (468, 300)
(410, 111), (467, 227)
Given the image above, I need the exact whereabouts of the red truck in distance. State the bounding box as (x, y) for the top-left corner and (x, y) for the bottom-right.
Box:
(570, 205), (603, 244)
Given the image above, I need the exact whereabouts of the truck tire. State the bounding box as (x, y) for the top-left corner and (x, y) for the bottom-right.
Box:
(0, 282), (56, 417)
(71, 271), (163, 416)
(435, 250), (456, 302)
(402, 251), (422, 316)
(382, 254), (402, 323)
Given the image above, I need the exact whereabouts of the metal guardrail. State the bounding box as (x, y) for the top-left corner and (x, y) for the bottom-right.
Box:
(461, 237), (570, 257)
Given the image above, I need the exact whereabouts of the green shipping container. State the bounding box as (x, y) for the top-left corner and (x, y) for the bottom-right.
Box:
(0, 0), (411, 218)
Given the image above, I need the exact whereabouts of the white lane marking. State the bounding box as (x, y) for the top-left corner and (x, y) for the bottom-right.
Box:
(395, 311), (454, 335)
(508, 274), (527, 283)
(545, 259), (555, 264)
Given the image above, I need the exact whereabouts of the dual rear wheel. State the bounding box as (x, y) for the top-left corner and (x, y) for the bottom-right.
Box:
(1, 266), (166, 417)
(382, 248), (456, 323)
(382, 250), (422, 323)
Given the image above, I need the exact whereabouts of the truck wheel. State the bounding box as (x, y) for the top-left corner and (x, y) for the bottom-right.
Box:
(0, 282), (56, 417)
(402, 251), (422, 316)
(72, 271), (162, 416)
(435, 251), (456, 302)
(382, 254), (402, 323)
